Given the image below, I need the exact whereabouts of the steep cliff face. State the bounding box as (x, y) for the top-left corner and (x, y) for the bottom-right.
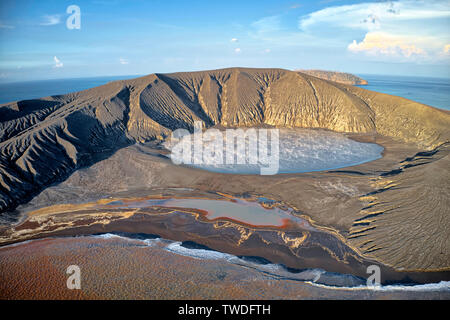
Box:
(0, 67), (449, 213)
(264, 72), (375, 132)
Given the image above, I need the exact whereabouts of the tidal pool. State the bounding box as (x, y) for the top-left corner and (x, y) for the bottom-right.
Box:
(165, 128), (384, 174)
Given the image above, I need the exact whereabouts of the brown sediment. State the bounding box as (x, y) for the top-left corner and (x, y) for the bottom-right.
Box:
(0, 193), (307, 246)
(1, 198), (449, 286)
(0, 201), (366, 278)
(199, 215), (292, 229)
(1, 235), (449, 300)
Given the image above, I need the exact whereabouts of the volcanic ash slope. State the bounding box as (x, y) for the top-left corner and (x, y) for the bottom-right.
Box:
(0, 67), (449, 272)
(1, 67), (449, 212)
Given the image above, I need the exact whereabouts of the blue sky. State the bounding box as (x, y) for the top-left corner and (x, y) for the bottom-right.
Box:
(0, 0), (449, 82)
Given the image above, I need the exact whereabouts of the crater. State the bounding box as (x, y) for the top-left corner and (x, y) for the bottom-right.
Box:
(165, 128), (384, 174)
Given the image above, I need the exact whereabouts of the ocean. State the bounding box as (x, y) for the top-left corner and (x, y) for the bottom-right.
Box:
(0, 75), (138, 105)
(356, 74), (450, 111)
(0, 74), (449, 111)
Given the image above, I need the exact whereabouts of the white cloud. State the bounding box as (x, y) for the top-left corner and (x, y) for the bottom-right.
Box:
(264, 49), (271, 53)
(53, 56), (63, 68)
(299, 1), (450, 32)
(234, 48), (241, 53)
(300, 0), (450, 63)
(231, 38), (238, 42)
(251, 15), (282, 35)
(444, 44), (450, 54)
(0, 22), (14, 29)
(348, 32), (426, 58)
(119, 58), (129, 65)
(41, 15), (62, 26)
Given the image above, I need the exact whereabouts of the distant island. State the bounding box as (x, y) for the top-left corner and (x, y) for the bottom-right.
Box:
(297, 69), (368, 85)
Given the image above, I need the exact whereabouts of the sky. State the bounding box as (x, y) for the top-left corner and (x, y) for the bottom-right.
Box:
(0, 0), (449, 82)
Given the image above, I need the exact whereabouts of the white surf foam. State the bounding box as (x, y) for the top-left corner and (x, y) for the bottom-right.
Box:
(308, 280), (450, 292)
(4, 234), (448, 293)
(93, 233), (161, 247)
(164, 241), (236, 260)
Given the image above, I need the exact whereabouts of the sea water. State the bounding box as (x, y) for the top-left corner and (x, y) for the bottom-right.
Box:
(356, 74), (450, 110)
(0, 75), (137, 105)
(0, 74), (448, 110)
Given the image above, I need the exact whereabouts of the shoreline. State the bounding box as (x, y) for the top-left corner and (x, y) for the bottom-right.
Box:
(1, 233), (449, 300)
(1, 200), (449, 287)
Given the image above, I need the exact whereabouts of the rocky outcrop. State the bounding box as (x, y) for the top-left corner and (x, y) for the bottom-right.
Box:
(297, 70), (368, 85)
(1, 67), (449, 213)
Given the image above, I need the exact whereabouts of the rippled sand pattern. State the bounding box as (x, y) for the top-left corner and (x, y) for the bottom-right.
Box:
(1, 236), (449, 300)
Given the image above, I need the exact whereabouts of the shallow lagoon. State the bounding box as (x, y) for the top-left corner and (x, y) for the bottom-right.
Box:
(105, 197), (311, 228)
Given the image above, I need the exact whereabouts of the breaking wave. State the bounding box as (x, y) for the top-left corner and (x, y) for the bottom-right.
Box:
(3, 233), (447, 292)
(308, 280), (450, 292)
(90, 233), (449, 292)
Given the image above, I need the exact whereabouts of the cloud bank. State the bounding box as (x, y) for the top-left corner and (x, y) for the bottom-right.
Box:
(348, 32), (426, 59)
(41, 15), (62, 26)
(298, 0), (450, 63)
